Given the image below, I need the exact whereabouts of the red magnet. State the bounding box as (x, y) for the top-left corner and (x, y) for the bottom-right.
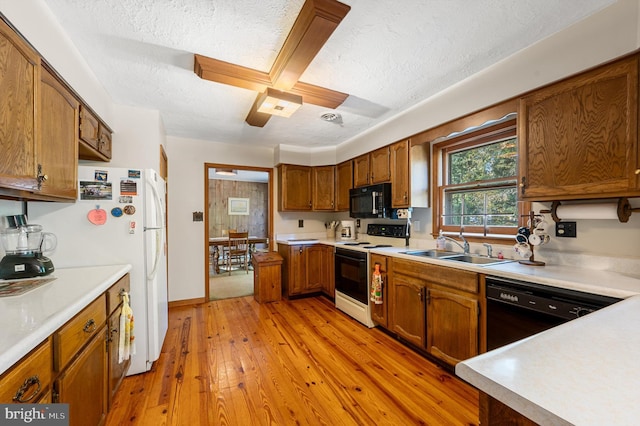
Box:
(88, 206), (107, 225)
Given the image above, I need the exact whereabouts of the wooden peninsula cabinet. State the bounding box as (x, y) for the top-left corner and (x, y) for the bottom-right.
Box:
(518, 53), (640, 201)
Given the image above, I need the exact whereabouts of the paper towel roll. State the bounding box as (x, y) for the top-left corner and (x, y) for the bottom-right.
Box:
(555, 203), (619, 220)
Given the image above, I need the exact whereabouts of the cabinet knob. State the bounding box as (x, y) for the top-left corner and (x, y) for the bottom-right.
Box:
(13, 375), (41, 403)
(83, 318), (97, 333)
(36, 164), (48, 190)
(635, 169), (640, 175)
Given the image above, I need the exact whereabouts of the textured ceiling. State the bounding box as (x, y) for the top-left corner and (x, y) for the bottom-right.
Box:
(43, 0), (613, 149)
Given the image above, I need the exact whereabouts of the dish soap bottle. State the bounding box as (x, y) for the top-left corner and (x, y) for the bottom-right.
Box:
(436, 230), (446, 250)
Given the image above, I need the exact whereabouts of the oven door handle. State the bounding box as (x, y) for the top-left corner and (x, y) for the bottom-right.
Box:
(335, 253), (367, 263)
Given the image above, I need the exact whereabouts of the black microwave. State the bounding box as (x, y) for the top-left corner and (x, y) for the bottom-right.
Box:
(349, 183), (392, 218)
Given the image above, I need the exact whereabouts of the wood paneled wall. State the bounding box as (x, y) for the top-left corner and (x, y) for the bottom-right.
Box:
(208, 179), (268, 239)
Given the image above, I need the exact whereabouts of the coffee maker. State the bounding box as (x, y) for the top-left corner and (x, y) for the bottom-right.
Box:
(0, 215), (57, 280)
(340, 220), (356, 240)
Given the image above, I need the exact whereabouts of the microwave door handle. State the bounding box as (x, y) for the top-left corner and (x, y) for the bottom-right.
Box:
(372, 191), (378, 214)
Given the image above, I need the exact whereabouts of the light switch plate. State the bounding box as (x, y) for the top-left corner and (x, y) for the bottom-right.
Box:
(556, 221), (577, 237)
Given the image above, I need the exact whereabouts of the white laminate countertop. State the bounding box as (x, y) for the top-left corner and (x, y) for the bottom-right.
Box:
(0, 264), (132, 375)
(456, 294), (640, 425)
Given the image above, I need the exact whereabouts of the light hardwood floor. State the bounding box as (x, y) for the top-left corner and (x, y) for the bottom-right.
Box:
(106, 296), (479, 425)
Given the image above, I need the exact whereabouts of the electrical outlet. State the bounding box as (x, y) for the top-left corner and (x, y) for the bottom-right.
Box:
(556, 221), (576, 237)
(413, 220), (420, 232)
(298, 219), (304, 228)
(356, 219), (361, 228)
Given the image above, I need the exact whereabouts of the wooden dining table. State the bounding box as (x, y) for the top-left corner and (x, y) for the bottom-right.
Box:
(209, 236), (268, 274)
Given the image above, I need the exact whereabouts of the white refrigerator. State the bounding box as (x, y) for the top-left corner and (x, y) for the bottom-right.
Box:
(29, 166), (168, 376)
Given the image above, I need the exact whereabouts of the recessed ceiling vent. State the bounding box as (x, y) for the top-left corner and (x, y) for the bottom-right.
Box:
(321, 112), (343, 124)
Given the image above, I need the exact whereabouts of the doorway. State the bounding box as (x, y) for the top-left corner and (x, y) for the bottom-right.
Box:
(204, 163), (273, 301)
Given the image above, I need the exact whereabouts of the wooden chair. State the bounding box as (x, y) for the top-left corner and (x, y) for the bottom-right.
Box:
(226, 232), (249, 275)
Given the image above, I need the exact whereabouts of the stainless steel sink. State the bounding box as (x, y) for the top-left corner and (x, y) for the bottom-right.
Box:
(443, 254), (514, 265)
(401, 250), (515, 266)
(401, 249), (459, 258)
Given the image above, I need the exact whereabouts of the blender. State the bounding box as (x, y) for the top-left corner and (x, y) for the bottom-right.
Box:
(0, 215), (57, 280)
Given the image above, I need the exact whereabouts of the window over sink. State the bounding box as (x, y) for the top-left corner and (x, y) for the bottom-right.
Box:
(433, 114), (529, 239)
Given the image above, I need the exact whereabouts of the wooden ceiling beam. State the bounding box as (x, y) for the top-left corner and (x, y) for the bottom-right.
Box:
(194, 0), (351, 127)
(269, 0), (351, 90)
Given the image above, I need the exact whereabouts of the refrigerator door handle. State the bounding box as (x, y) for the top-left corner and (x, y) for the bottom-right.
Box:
(146, 174), (166, 280)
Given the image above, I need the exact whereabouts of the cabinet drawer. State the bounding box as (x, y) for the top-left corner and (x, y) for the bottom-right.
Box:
(54, 294), (106, 371)
(0, 338), (52, 403)
(392, 258), (478, 294)
(106, 274), (130, 316)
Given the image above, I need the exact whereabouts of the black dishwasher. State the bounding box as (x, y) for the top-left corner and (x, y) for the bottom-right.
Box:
(486, 276), (621, 351)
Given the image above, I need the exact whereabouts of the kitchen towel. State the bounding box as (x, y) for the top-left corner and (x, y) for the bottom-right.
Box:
(370, 264), (383, 305)
(119, 291), (136, 363)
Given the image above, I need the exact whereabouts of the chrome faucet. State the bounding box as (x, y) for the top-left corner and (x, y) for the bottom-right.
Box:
(483, 243), (493, 258)
(442, 234), (470, 254)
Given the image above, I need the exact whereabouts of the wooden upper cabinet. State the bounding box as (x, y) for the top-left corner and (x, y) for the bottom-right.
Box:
(312, 165), (335, 210)
(370, 146), (391, 184)
(38, 66), (79, 200)
(353, 146), (391, 187)
(278, 164), (312, 211)
(79, 105), (112, 161)
(0, 18), (39, 193)
(353, 153), (370, 187)
(335, 160), (352, 211)
(390, 139), (410, 207)
(518, 54), (640, 201)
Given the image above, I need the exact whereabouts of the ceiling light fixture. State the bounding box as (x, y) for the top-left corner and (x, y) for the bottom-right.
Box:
(215, 168), (237, 176)
(256, 88), (303, 118)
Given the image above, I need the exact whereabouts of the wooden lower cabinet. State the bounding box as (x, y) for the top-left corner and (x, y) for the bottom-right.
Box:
(382, 258), (481, 368)
(279, 244), (333, 297)
(389, 270), (426, 348)
(107, 306), (130, 406)
(426, 286), (479, 365)
(55, 326), (108, 426)
(320, 245), (335, 298)
(480, 392), (538, 425)
(0, 273), (130, 426)
(370, 254), (388, 327)
(0, 338), (52, 403)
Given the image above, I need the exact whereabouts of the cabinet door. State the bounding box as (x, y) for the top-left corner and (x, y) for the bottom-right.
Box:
(370, 146), (391, 184)
(107, 307), (130, 408)
(305, 244), (325, 293)
(98, 124), (112, 159)
(426, 287), (478, 366)
(278, 164), (312, 211)
(288, 245), (305, 295)
(312, 165), (335, 210)
(353, 154), (370, 187)
(321, 245), (335, 297)
(390, 272), (425, 348)
(335, 160), (352, 211)
(518, 55), (640, 200)
(79, 105), (99, 150)
(38, 66), (78, 199)
(370, 254), (388, 328)
(55, 327), (108, 426)
(390, 140), (410, 207)
(0, 19), (39, 192)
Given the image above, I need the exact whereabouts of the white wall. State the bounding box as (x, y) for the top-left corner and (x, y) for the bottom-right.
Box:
(164, 135), (274, 301)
